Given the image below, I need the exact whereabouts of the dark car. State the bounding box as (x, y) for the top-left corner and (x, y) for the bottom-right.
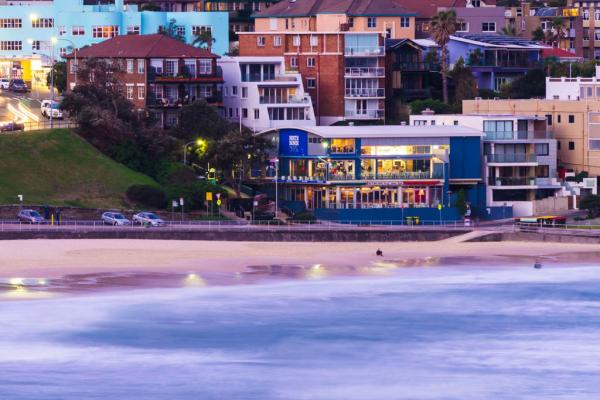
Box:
(0, 121), (24, 132)
(8, 79), (28, 93)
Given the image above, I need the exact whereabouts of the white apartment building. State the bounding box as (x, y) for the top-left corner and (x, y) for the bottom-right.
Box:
(546, 66), (600, 100)
(219, 56), (316, 132)
(410, 113), (562, 216)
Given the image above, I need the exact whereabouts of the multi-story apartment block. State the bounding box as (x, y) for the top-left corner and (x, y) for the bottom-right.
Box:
(65, 34), (223, 128)
(546, 66), (600, 100)
(0, 0), (227, 86)
(464, 99), (600, 177)
(448, 33), (545, 91)
(219, 56), (316, 131)
(411, 113), (561, 216)
(568, 0), (600, 59)
(238, 0), (419, 125)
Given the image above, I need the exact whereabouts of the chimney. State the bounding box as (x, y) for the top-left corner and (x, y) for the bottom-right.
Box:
(421, 108), (435, 115)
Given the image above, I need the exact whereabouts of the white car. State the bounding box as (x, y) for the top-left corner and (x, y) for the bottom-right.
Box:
(41, 100), (63, 119)
(0, 78), (9, 90)
(132, 212), (166, 227)
(101, 212), (130, 226)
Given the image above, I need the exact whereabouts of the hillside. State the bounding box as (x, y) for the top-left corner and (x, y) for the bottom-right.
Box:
(0, 129), (157, 208)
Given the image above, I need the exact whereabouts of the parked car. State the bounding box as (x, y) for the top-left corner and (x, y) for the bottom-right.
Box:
(8, 79), (28, 93)
(132, 212), (166, 227)
(101, 212), (130, 226)
(0, 121), (24, 132)
(0, 78), (9, 90)
(17, 209), (45, 224)
(40, 100), (63, 119)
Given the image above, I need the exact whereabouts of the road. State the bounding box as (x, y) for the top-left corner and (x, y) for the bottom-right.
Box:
(0, 85), (55, 126)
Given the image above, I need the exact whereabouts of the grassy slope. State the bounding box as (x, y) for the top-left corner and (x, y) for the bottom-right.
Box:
(0, 129), (157, 208)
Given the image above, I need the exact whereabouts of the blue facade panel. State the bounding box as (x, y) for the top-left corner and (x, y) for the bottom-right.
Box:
(279, 129), (309, 157)
(449, 137), (481, 179)
(315, 207), (462, 223)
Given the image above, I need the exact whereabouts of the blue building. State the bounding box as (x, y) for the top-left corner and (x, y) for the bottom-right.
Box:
(0, 0), (227, 84)
(255, 125), (488, 222)
(448, 34), (545, 92)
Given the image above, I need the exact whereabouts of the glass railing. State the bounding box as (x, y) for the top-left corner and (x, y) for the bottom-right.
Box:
(484, 130), (529, 140)
(344, 67), (385, 77)
(259, 95), (311, 104)
(360, 171), (440, 180)
(328, 173), (356, 181)
(345, 88), (385, 97)
(345, 110), (384, 119)
(486, 154), (537, 163)
(344, 46), (385, 56)
(489, 177), (535, 186)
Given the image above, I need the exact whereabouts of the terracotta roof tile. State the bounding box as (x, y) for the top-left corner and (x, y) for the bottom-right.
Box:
(254, 0), (417, 18)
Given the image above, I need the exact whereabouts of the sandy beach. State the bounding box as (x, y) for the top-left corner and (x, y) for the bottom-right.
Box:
(1, 238), (600, 278)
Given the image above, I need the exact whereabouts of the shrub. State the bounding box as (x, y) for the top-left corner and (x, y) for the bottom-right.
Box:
(292, 211), (316, 223)
(579, 194), (600, 219)
(126, 185), (167, 208)
(164, 181), (226, 211)
(409, 99), (452, 115)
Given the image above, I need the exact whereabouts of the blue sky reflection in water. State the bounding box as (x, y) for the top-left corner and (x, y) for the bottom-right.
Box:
(2, 265), (600, 399)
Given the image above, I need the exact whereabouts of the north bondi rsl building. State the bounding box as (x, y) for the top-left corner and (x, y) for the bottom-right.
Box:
(253, 125), (493, 222)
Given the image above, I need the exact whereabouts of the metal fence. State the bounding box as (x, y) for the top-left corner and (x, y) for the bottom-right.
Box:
(22, 120), (77, 131)
(514, 222), (600, 234)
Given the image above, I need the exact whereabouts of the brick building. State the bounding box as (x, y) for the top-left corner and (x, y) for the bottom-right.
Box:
(239, 0), (418, 125)
(65, 34), (223, 128)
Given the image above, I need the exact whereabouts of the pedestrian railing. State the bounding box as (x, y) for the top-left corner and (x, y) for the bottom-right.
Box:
(514, 222), (600, 234)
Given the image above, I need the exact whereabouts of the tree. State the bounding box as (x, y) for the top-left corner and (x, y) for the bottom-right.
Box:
(501, 23), (517, 37)
(532, 27), (545, 42)
(430, 10), (457, 104)
(500, 69), (546, 98)
(454, 189), (468, 216)
(409, 98), (453, 115)
(579, 194), (600, 218)
(192, 29), (216, 51)
(173, 100), (231, 142)
(450, 57), (477, 109)
(159, 19), (184, 42)
(140, 2), (162, 11)
(467, 48), (483, 66)
(46, 61), (67, 94)
(424, 48), (440, 68)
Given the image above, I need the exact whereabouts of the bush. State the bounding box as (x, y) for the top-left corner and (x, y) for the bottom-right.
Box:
(126, 185), (167, 209)
(164, 181), (226, 211)
(409, 99), (452, 115)
(292, 211), (316, 223)
(579, 194), (600, 218)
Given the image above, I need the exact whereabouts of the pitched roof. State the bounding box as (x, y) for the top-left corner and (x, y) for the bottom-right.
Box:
(541, 47), (583, 61)
(64, 34), (219, 59)
(389, 0), (497, 19)
(451, 33), (547, 49)
(253, 0), (417, 18)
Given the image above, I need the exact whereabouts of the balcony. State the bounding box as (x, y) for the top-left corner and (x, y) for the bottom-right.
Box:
(344, 46), (385, 57)
(148, 67), (222, 83)
(393, 62), (440, 72)
(328, 173), (356, 181)
(484, 130), (529, 140)
(345, 109), (384, 119)
(361, 171), (441, 180)
(345, 88), (385, 98)
(344, 67), (385, 77)
(486, 154), (537, 163)
(489, 177), (535, 186)
(147, 94), (223, 108)
(259, 95), (311, 104)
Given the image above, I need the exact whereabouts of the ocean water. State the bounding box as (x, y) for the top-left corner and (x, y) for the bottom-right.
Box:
(2, 265), (600, 399)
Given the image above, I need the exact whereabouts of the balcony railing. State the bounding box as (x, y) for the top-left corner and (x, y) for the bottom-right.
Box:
(486, 154), (537, 163)
(344, 67), (385, 77)
(489, 177), (535, 186)
(148, 66), (219, 81)
(484, 130), (529, 140)
(259, 95), (311, 104)
(147, 94), (222, 107)
(328, 173), (356, 181)
(393, 62), (440, 72)
(345, 109), (384, 119)
(361, 171), (440, 180)
(344, 46), (385, 57)
(345, 88), (385, 98)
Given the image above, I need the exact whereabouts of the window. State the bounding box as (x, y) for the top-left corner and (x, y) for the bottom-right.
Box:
(367, 17), (377, 28)
(568, 114), (575, 123)
(72, 26), (85, 36)
(584, 9), (590, 20)
(192, 25), (212, 36)
(558, 114), (562, 123)
(535, 143), (549, 156)
(126, 59), (134, 74)
(569, 141), (575, 150)
(273, 36), (282, 47)
(310, 36), (318, 46)
(176, 26), (185, 38)
(290, 56), (298, 68)
(456, 21), (469, 32)
(31, 40), (41, 51)
(224, 87), (229, 96)
(293, 36), (301, 47)
(254, 109), (260, 119)
(0, 41), (22, 51)
(59, 26), (66, 36)
(307, 78), (316, 89)
(546, 114), (552, 126)
(400, 17), (410, 28)
(557, 141), (561, 150)
(241, 87), (248, 98)
(0, 19), (22, 28)
(348, 17), (354, 28)
(165, 59), (177, 76)
(482, 22), (496, 32)
(138, 59), (145, 74)
(257, 36), (266, 46)
(126, 85), (134, 100)
(596, 9), (600, 20)
(70, 59), (78, 74)
(414, 120), (427, 126)
(31, 18), (53, 28)
(232, 86), (238, 96)
(199, 59), (212, 74)
(137, 85), (145, 100)
(242, 108), (248, 119)
(59, 48), (67, 58)
(92, 26), (119, 38)
(127, 25), (140, 35)
(307, 57), (315, 67)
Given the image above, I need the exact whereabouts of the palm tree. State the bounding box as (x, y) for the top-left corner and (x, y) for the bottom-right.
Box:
(430, 10), (457, 104)
(501, 24), (517, 37)
(550, 17), (566, 47)
(192, 30), (216, 52)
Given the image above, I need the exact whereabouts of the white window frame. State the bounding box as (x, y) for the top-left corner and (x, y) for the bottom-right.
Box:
(400, 17), (410, 28)
(306, 78), (316, 89)
(257, 36), (266, 46)
(367, 17), (377, 28)
(482, 22), (496, 32)
(138, 59), (145, 74)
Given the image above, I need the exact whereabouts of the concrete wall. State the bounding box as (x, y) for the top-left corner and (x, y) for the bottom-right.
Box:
(532, 196), (570, 215)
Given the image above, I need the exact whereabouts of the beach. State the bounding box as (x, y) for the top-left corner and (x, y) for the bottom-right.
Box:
(1, 238), (600, 279)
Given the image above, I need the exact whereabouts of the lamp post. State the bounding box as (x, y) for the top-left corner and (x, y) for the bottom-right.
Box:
(275, 157), (279, 218)
(183, 138), (206, 165)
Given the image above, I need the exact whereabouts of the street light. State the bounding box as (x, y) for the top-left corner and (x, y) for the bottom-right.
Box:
(183, 138), (206, 165)
(274, 157), (279, 219)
